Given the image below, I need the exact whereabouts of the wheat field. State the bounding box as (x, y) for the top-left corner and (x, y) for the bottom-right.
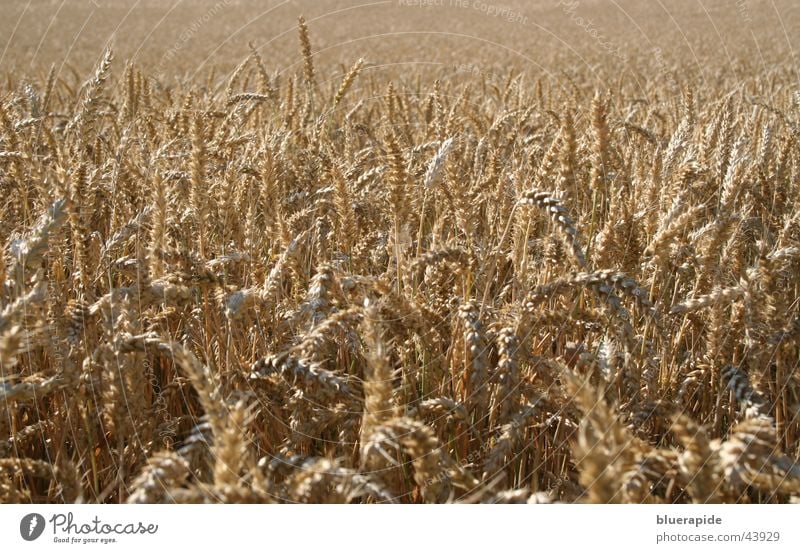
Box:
(2, 0), (800, 504)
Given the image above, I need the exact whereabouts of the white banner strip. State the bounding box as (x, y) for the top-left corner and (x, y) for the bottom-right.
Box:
(1, 504), (797, 552)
